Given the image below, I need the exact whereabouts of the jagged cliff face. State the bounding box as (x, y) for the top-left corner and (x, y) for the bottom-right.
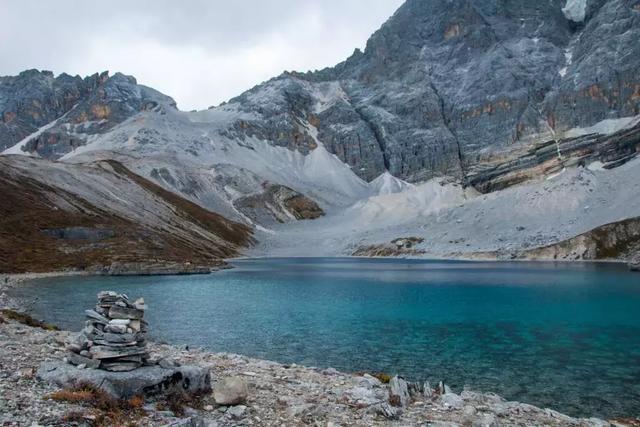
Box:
(1, 1), (639, 190)
(0, 0), (639, 264)
(226, 0), (640, 181)
(0, 70), (175, 156)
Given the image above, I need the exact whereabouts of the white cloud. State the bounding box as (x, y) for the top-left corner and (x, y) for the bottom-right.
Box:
(0, 0), (404, 110)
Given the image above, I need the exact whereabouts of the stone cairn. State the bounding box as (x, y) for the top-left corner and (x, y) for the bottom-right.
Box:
(65, 291), (149, 372)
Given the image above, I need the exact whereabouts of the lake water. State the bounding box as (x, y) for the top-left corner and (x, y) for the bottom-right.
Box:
(12, 258), (640, 418)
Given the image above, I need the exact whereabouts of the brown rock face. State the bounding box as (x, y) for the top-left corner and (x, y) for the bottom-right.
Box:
(234, 184), (324, 225)
(90, 104), (111, 120)
(489, 217), (640, 262)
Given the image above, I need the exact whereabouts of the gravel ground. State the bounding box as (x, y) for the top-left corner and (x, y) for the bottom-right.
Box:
(250, 159), (640, 260)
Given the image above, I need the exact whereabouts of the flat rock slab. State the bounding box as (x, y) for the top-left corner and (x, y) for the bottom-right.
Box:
(38, 361), (211, 399)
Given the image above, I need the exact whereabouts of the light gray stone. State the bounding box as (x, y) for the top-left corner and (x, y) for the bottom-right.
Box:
(213, 376), (248, 406)
(89, 345), (146, 359)
(226, 405), (247, 419)
(441, 392), (465, 409)
(67, 351), (100, 369)
(389, 376), (410, 407)
(109, 305), (144, 320)
(37, 361), (210, 399)
(372, 402), (401, 420)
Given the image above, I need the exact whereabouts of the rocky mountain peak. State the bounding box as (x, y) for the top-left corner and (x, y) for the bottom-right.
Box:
(221, 0), (639, 182)
(1, 0), (639, 188)
(1, 69), (176, 156)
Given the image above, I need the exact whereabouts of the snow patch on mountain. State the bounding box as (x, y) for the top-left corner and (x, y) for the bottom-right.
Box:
(2, 103), (80, 156)
(562, 0), (587, 22)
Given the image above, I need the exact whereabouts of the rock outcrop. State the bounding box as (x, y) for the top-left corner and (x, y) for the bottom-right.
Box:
(0, 70), (175, 156)
(213, 376), (249, 406)
(234, 184), (324, 225)
(37, 361), (211, 400)
(466, 120), (640, 193)
(485, 216), (640, 261)
(353, 237), (426, 257)
(3, 1), (639, 188)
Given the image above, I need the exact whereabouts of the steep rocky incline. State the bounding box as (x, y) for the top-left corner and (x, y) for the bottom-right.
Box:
(1, 70), (175, 157)
(511, 216), (640, 261)
(0, 155), (252, 274)
(223, 0), (640, 183)
(3, 1), (639, 189)
(1, 0), (638, 192)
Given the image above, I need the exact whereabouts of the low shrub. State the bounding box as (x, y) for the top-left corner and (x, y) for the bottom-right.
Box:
(47, 382), (146, 426)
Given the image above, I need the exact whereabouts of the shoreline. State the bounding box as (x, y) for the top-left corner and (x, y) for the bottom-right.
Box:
(232, 254), (631, 265)
(1, 267), (637, 425)
(0, 315), (628, 426)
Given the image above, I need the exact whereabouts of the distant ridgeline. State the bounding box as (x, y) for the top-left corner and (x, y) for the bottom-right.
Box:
(1, 0), (639, 190)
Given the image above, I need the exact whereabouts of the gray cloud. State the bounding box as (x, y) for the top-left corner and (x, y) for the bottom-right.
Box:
(0, 0), (404, 110)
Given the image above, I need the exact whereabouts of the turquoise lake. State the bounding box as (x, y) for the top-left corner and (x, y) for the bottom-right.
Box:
(13, 258), (640, 418)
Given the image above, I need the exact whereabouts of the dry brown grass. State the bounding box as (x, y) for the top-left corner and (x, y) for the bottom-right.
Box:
(0, 157), (253, 274)
(61, 410), (86, 424)
(47, 382), (147, 426)
(49, 388), (96, 404)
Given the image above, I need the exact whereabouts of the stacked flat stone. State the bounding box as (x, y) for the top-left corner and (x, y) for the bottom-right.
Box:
(65, 291), (149, 372)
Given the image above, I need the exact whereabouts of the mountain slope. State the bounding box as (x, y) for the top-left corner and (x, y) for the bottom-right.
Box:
(0, 0), (639, 263)
(0, 156), (252, 274)
(218, 0), (640, 182)
(4, 1), (639, 185)
(1, 70), (175, 157)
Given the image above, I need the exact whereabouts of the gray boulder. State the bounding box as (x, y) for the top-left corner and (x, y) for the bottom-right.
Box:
(213, 376), (248, 406)
(37, 361), (210, 399)
(441, 392), (465, 409)
(388, 376), (410, 407)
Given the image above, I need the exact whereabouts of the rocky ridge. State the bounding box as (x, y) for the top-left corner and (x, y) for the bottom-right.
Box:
(222, 0), (640, 183)
(0, 70), (174, 156)
(3, 0), (639, 188)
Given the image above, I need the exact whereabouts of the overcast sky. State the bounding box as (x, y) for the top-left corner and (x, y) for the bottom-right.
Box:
(0, 1), (403, 110)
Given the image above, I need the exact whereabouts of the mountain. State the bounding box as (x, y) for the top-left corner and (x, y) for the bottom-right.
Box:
(0, 70), (174, 157)
(0, 155), (252, 274)
(1, 0), (640, 268)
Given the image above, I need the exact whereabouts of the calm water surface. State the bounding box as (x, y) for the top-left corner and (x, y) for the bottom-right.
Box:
(12, 258), (640, 418)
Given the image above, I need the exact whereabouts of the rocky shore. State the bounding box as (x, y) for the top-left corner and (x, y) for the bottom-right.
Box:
(1, 317), (626, 427)
(2, 276), (637, 426)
